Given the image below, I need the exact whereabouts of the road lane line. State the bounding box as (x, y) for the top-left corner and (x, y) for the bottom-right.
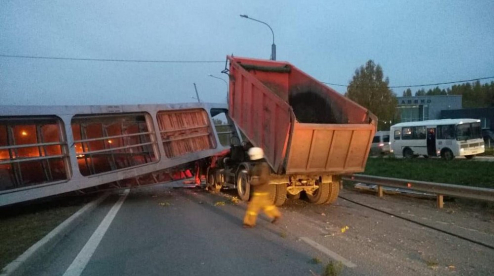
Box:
(63, 189), (130, 276)
(300, 237), (357, 268)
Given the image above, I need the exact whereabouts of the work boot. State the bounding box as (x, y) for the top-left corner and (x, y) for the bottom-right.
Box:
(271, 216), (281, 224)
(243, 224), (254, 228)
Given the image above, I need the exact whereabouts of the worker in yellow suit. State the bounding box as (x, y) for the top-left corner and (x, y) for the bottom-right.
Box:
(243, 147), (281, 228)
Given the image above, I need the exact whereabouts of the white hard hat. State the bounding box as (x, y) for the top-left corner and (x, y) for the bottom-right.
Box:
(248, 147), (264, 160)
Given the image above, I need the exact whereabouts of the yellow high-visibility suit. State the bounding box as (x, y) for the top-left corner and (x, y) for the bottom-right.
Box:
(243, 160), (281, 227)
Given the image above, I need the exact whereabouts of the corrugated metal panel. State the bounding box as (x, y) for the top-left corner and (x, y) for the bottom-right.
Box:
(228, 56), (377, 175)
(229, 61), (293, 173)
(156, 109), (215, 158)
(286, 123), (375, 174)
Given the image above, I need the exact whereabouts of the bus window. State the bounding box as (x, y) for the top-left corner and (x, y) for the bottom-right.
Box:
(402, 126), (426, 140)
(394, 130), (401, 140)
(402, 127), (412, 140)
(415, 126), (426, 139)
(437, 125), (455, 139)
(456, 122), (482, 141)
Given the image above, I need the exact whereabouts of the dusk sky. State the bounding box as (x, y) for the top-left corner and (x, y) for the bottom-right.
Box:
(1, 1), (493, 106)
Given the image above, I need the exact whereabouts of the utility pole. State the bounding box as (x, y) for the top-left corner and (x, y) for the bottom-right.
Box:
(193, 83), (201, 103)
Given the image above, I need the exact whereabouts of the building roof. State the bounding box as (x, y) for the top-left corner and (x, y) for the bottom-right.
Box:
(391, 118), (480, 128)
(396, 95), (462, 99)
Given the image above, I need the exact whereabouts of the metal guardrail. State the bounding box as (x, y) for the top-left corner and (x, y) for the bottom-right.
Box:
(342, 174), (494, 208)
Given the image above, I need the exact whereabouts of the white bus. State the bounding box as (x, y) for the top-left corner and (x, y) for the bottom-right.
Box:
(390, 119), (485, 160)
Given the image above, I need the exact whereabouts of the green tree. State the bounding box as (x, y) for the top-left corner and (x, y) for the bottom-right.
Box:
(346, 60), (398, 130)
(402, 88), (412, 97)
(426, 87), (447, 95)
(212, 118), (224, 125)
(415, 89), (426, 96)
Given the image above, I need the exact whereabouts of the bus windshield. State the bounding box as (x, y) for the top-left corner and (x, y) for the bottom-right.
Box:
(456, 122), (482, 141)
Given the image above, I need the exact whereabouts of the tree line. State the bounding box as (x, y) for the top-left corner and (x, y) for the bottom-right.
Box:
(401, 81), (494, 108)
(345, 60), (493, 130)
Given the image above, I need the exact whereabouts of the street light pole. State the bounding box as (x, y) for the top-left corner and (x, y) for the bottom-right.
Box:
(208, 74), (229, 103)
(240, 14), (276, 60)
(208, 74), (228, 92)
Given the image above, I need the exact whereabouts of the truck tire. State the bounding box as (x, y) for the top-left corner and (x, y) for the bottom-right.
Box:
(268, 184), (277, 203)
(273, 184), (287, 206)
(323, 181), (340, 204)
(287, 192), (301, 200)
(236, 170), (251, 201)
(207, 169), (221, 193)
(306, 182), (330, 204)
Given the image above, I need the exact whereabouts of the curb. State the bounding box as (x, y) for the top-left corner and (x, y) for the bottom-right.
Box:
(1, 192), (110, 276)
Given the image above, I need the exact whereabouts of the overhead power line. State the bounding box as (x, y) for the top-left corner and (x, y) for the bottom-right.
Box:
(323, 76), (494, 89)
(0, 54), (224, 63)
(2, 54), (493, 88)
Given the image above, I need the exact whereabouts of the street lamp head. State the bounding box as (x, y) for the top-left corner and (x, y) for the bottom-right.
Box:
(240, 14), (249, 18)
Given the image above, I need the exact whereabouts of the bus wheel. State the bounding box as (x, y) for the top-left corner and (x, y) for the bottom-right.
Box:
(465, 155), (475, 160)
(423, 155), (429, 158)
(441, 149), (455, 161)
(403, 148), (413, 159)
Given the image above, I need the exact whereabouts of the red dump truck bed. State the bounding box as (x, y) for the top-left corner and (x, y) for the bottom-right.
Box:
(227, 56), (377, 175)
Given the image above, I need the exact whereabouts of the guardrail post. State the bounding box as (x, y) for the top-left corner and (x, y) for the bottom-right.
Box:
(437, 194), (444, 208)
(377, 185), (383, 198)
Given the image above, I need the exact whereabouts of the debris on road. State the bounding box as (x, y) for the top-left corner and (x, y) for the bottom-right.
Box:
(340, 226), (349, 233)
(159, 202), (171, 207)
(308, 257), (322, 264)
(230, 197), (240, 205)
(214, 201), (226, 206)
(324, 261), (343, 276)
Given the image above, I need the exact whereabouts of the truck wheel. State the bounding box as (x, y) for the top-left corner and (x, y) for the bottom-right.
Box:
(323, 181), (340, 204)
(287, 193), (301, 200)
(207, 169), (221, 193)
(274, 184), (287, 206)
(306, 182), (330, 204)
(236, 170), (250, 201)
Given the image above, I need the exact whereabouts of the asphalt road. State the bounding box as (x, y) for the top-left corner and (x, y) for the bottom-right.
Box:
(19, 185), (494, 276)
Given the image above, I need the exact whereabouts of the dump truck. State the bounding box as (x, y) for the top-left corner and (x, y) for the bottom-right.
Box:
(205, 56), (377, 206)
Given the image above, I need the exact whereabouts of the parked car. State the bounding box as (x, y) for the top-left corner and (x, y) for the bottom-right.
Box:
(371, 131), (391, 155)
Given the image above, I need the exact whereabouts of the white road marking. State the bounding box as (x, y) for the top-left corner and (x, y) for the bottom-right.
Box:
(300, 237), (357, 268)
(63, 189), (130, 276)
